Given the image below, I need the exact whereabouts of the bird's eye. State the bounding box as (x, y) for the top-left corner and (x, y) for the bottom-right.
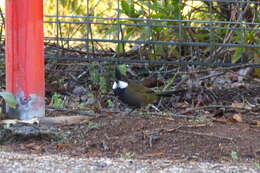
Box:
(112, 81), (118, 89)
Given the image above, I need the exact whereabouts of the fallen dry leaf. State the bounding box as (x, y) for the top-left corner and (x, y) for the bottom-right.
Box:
(24, 142), (45, 151)
(249, 120), (260, 127)
(231, 82), (249, 88)
(140, 152), (165, 158)
(228, 114), (243, 123)
(231, 102), (252, 110)
(202, 113), (215, 118)
(231, 103), (244, 108)
(175, 102), (190, 108)
(56, 144), (73, 151)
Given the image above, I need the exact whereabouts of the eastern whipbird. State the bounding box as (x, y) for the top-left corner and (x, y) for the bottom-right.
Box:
(112, 67), (180, 112)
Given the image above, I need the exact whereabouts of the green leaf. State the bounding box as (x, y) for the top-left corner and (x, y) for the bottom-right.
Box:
(107, 99), (113, 107)
(90, 69), (100, 84)
(60, 0), (67, 7)
(99, 76), (108, 93)
(118, 64), (127, 76)
(151, 13), (167, 19)
(0, 91), (16, 109)
(121, 0), (139, 18)
(230, 151), (239, 161)
(232, 48), (243, 63)
(121, 0), (132, 16)
(51, 93), (63, 108)
(124, 28), (135, 40)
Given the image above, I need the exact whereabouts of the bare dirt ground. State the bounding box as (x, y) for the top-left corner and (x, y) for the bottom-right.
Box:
(2, 109), (259, 165)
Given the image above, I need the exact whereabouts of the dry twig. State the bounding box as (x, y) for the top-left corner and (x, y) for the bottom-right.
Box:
(176, 130), (233, 141)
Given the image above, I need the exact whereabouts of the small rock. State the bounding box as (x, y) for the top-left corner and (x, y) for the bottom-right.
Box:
(72, 86), (87, 97)
(0, 123), (57, 144)
(90, 161), (107, 168)
(85, 98), (97, 106)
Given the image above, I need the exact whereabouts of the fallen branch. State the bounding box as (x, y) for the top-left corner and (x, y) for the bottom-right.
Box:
(0, 115), (95, 126)
(38, 116), (95, 126)
(46, 106), (104, 117)
(181, 104), (255, 114)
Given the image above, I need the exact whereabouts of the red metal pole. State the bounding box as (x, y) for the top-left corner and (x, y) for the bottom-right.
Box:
(5, 0), (45, 120)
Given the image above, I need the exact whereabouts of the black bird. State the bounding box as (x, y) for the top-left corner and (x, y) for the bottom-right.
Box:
(112, 67), (173, 111)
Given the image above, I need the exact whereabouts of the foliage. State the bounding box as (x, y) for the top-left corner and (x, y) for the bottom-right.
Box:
(117, 64), (127, 76)
(230, 151), (239, 161)
(44, 0), (116, 48)
(232, 30), (259, 63)
(0, 91), (16, 109)
(121, 152), (136, 159)
(87, 63), (114, 94)
(106, 99), (113, 108)
(252, 162), (260, 168)
(50, 93), (63, 108)
(116, 0), (182, 55)
(43, 0), (259, 62)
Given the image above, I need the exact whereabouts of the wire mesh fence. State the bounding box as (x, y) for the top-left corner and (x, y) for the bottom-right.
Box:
(0, 0), (259, 67)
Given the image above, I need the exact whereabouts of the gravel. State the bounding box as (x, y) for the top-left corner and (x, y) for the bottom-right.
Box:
(0, 151), (259, 173)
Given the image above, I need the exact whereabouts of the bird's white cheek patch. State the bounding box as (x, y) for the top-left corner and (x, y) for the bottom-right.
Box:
(118, 81), (128, 89)
(112, 82), (118, 90)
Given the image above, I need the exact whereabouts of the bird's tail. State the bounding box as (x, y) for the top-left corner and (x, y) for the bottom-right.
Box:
(156, 89), (186, 97)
